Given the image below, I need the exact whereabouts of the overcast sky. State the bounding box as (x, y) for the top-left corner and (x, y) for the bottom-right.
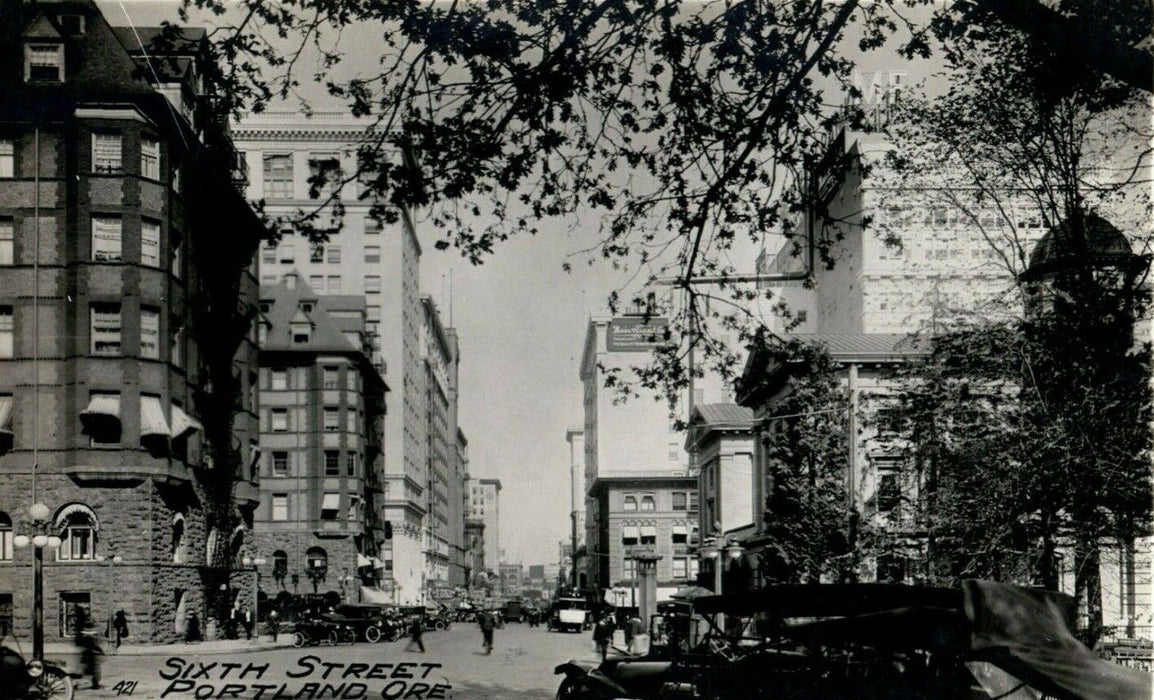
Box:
(97, 0), (936, 566)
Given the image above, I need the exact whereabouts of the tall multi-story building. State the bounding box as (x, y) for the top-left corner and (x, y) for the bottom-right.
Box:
(233, 112), (429, 603)
(468, 478), (501, 577)
(0, 1), (263, 642)
(587, 473), (700, 605)
(420, 296), (460, 600)
(251, 274), (388, 601)
(565, 428), (587, 588)
(450, 427), (470, 588)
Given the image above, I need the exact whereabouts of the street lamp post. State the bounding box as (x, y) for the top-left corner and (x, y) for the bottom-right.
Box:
(699, 534), (744, 633)
(13, 503), (62, 659)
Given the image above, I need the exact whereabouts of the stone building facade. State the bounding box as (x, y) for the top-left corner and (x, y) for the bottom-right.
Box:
(0, 1), (263, 643)
(251, 275), (387, 603)
(468, 478), (501, 578)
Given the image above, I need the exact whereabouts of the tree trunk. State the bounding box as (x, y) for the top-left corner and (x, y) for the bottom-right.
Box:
(1074, 538), (1104, 646)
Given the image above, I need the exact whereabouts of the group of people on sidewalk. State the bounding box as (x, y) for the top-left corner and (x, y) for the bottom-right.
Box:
(593, 614), (645, 661)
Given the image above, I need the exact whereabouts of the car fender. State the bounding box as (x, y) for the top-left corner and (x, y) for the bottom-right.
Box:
(554, 662), (631, 696)
(554, 660), (595, 678)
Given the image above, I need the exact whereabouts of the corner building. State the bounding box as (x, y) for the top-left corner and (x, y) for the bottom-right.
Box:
(0, 1), (263, 643)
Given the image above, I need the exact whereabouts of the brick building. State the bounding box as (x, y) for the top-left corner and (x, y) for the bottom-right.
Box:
(587, 473), (700, 606)
(0, 1), (263, 643)
(252, 274), (388, 602)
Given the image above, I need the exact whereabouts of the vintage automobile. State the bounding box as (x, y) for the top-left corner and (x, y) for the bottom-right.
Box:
(0, 637), (73, 700)
(554, 580), (1153, 699)
(291, 616), (344, 647)
(332, 604), (401, 643)
(549, 597), (591, 633)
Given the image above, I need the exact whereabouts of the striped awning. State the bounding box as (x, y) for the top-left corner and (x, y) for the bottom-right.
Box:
(622, 525), (639, 540)
(672, 524), (688, 536)
(0, 395), (12, 435)
(321, 493), (340, 510)
(356, 553), (372, 568)
(81, 394), (121, 420)
(140, 396), (170, 438)
(641, 525), (657, 538)
(171, 405), (202, 439)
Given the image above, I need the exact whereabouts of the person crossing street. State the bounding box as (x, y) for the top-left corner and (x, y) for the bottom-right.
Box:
(479, 610), (496, 655)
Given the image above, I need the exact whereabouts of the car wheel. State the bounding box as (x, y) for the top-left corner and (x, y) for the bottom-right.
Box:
(434, 620), (446, 631)
(365, 626), (382, 643)
(292, 631), (308, 648)
(35, 668), (74, 700)
(556, 676), (608, 700)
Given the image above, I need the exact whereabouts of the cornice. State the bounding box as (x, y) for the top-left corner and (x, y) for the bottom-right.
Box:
(231, 125), (378, 143)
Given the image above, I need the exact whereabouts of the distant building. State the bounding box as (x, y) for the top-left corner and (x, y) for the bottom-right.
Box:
(451, 427), (470, 588)
(0, 2), (264, 642)
(687, 405), (755, 538)
(588, 473), (699, 606)
(252, 274), (387, 601)
(468, 478), (501, 578)
(233, 111), (429, 603)
(420, 296), (460, 601)
(499, 562), (522, 596)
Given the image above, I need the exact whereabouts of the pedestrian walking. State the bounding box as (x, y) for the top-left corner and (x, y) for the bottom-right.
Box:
(185, 611), (201, 643)
(479, 610), (495, 654)
(112, 610), (129, 648)
(593, 616), (612, 661)
(269, 610), (280, 642)
(405, 616), (425, 653)
(243, 608), (253, 640)
(75, 609), (103, 689)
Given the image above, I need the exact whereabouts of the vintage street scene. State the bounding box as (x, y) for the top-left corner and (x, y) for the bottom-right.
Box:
(0, 0), (1151, 698)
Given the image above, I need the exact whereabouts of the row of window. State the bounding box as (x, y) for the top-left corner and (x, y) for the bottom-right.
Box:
(268, 492), (361, 522)
(621, 523), (698, 547)
(0, 215), (180, 270)
(0, 304), (175, 362)
(0, 134), (161, 181)
(264, 242), (382, 267)
(259, 153), (382, 202)
(267, 366), (360, 392)
(621, 491), (698, 512)
(620, 556), (699, 580)
(267, 406), (362, 433)
(266, 450), (361, 478)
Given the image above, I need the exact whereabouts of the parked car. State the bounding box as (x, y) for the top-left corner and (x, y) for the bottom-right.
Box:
(332, 604), (399, 643)
(555, 580), (1154, 699)
(0, 637), (73, 700)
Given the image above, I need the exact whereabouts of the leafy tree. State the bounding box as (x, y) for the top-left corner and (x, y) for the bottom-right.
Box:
(754, 339), (860, 583)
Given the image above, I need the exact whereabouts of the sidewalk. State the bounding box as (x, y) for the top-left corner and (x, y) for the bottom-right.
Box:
(42, 634), (293, 663)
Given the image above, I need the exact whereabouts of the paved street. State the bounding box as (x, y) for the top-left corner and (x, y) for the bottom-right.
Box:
(84, 624), (592, 700)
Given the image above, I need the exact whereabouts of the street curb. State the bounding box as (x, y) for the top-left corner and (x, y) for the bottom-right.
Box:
(113, 641), (296, 656)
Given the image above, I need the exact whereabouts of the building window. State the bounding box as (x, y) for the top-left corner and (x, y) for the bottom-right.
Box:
(621, 526), (638, 546)
(688, 491), (699, 512)
(271, 408), (288, 432)
(346, 408), (356, 433)
(271, 494), (288, 521)
(623, 496), (637, 512)
(82, 392), (121, 445)
(60, 593), (91, 638)
(263, 154), (293, 199)
(140, 307), (159, 359)
(324, 450), (340, 476)
(171, 236), (182, 278)
(640, 526), (656, 546)
(90, 303), (122, 355)
(327, 245), (341, 264)
(347, 496), (360, 521)
(640, 496), (656, 512)
(140, 220), (161, 267)
(92, 133), (122, 173)
(672, 557), (687, 579)
(307, 154), (341, 198)
(367, 305), (381, 322)
(141, 136), (160, 180)
(364, 216), (381, 235)
(364, 246), (380, 263)
(0, 141), (13, 178)
(877, 469), (901, 514)
(345, 370), (357, 391)
(365, 275), (381, 293)
(672, 492), (687, 511)
(0, 512), (12, 561)
(0, 218), (12, 265)
(876, 552), (907, 583)
(310, 243), (324, 263)
(306, 546), (328, 573)
(874, 407), (905, 440)
(271, 451), (288, 476)
(308, 274), (324, 290)
(278, 240), (294, 264)
(291, 322), (310, 344)
(320, 494), (340, 520)
(25, 44), (64, 82)
(262, 243), (275, 264)
(91, 216), (122, 261)
(346, 451), (357, 476)
(0, 307), (11, 358)
(323, 407), (339, 432)
(327, 275), (341, 294)
(272, 550), (288, 578)
(672, 525), (688, 545)
(56, 505), (98, 561)
(323, 367), (339, 389)
(270, 368), (288, 390)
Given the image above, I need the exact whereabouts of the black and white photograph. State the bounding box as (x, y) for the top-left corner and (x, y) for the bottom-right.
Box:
(0, 0), (1151, 697)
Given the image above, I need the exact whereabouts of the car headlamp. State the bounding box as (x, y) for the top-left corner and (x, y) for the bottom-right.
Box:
(26, 659), (44, 678)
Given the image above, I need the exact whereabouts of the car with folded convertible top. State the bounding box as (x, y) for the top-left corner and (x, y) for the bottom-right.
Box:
(554, 580), (1153, 699)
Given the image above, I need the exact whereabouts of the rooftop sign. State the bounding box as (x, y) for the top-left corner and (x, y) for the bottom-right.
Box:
(608, 316), (669, 352)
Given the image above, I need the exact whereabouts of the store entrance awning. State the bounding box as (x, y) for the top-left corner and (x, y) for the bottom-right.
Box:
(81, 394), (121, 421)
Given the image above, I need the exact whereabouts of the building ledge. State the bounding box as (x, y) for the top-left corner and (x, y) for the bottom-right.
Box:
(65, 462), (191, 486)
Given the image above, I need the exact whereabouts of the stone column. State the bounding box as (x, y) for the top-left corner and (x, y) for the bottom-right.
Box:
(634, 551), (663, 624)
